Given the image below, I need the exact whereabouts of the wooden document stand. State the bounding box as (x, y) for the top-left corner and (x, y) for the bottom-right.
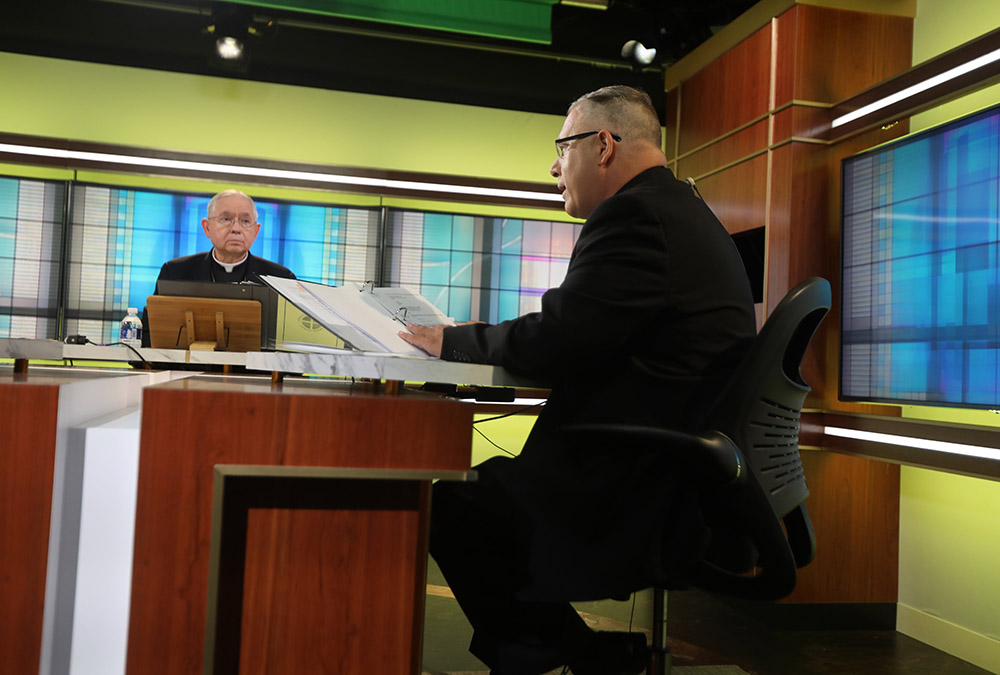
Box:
(146, 295), (261, 351)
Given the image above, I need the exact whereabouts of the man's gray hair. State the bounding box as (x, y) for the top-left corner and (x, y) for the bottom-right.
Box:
(568, 85), (662, 148)
(207, 189), (258, 222)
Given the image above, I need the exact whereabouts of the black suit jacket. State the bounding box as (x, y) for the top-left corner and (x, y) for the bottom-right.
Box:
(155, 251), (295, 284)
(441, 166), (757, 599)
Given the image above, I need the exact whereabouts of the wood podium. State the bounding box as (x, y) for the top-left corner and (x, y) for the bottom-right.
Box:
(125, 376), (475, 675)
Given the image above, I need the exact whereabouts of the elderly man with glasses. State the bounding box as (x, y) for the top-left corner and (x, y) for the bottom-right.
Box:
(154, 189), (295, 285)
(403, 85), (757, 675)
(141, 189), (294, 348)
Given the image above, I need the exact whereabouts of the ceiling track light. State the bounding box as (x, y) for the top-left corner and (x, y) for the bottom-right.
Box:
(621, 39), (658, 68)
(206, 6), (262, 72)
(215, 35), (245, 61)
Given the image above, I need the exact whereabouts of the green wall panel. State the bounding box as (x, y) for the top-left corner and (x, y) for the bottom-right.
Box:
(217, 0), (558, 43)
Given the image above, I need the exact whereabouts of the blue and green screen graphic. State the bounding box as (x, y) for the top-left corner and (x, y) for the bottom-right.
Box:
(842, 105), (1000, 408)
(0, 179), (577, 344)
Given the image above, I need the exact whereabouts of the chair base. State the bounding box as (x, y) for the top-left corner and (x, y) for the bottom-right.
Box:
(649, 586), (670, 675)
(648, 645), (671, 675)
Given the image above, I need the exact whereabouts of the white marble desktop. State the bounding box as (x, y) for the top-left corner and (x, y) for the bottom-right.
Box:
(0, 338), (246, 367)
(246, 349), (537, 387)
(1, 338), (539, 388)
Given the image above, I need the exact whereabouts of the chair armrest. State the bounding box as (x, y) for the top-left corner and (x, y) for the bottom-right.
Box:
(563, 423), (809, 601)
(783, 504), (816, 567)
(562, 423), (744, 487)
(691, 477), (800, 600)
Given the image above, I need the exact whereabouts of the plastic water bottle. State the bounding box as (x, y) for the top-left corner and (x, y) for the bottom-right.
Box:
(120, 307), (143, 348)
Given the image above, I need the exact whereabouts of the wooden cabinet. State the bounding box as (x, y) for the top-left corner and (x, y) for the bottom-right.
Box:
(124, 377), (474, 675)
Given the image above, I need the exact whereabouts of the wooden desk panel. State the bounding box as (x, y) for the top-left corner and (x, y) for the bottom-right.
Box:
(0, 378), (60, 675)
(239, 491), (427, 674)
(1, 368), (148, 675)
(126, 377), (474, 675)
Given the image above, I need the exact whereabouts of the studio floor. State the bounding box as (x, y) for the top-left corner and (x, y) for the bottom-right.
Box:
(421, 560), (990, 675)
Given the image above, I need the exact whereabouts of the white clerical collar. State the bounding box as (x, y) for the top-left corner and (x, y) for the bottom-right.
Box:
(212, 250), (248, 273)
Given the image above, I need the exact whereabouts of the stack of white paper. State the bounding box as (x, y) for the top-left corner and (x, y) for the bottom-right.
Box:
(260, 276), (454, 356)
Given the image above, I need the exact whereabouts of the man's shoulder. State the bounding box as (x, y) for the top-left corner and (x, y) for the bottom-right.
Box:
(618, 166), (684, 200)
(246, 253), (296, 279)
(162, 251), (211, 269)
(588, 172), (672, 223)
(593, 166), (703, 223)
(156, 251), (213, 283)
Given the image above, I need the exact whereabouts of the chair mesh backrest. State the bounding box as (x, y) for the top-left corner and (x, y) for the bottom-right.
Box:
(702, 278), (831, 518)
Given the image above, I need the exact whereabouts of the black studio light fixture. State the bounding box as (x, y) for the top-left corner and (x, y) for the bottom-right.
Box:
(620, 39), (658, 68)
(206, 5), (275, 72)
(215, 35), (245, 63)
(208, 5), (249, 70)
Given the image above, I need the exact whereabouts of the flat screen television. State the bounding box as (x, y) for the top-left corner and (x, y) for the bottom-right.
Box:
(840, 103), (1000, 409)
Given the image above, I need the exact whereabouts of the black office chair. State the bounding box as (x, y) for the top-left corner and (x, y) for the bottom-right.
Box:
(568, 276), (831, 674)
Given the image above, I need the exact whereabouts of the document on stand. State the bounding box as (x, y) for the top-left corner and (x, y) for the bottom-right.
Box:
(260, 276), (454, 356)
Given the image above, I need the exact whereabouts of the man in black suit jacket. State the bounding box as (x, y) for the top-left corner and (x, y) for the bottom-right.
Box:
(402, 87), (756, 675)
(142, 189), (294, 346)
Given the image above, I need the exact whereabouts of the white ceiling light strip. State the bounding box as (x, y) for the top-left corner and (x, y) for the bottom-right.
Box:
(831, 47), (1000, 129)
(824, 426), (1000, 462)
(0, 142), (563, 203)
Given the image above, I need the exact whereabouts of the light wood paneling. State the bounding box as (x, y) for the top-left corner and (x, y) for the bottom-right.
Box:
(239, 496), (427, 674)
(766, 142), (791, 305)
(792, 5), (914, 103)
(696, 154), (768, 236)
(789, 451), (900, 603)
(771, 105), (831, 143)
(765, 142), (830, 302)
(773, 7), (799, 108)
(777, 141), (833, 395)
(678, 24), (772, 155)
(677, 119), (769, 181)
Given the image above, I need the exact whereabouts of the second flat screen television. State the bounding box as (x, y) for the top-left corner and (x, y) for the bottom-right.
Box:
(841, 103), (1000, 409)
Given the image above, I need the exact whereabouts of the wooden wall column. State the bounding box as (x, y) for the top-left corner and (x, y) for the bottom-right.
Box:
(664, 2), (913, 606)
